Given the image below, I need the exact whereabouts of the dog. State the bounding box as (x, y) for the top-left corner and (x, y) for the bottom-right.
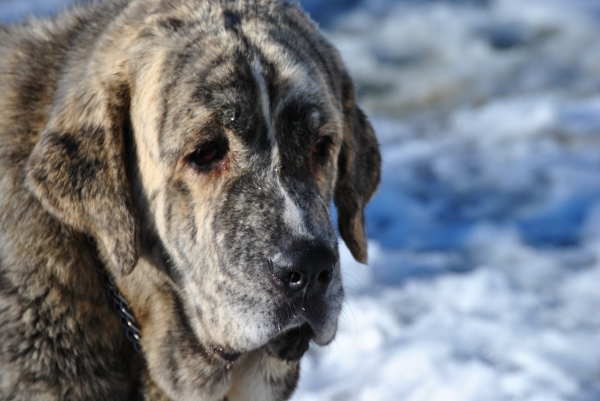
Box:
(0, 0), (381, 399)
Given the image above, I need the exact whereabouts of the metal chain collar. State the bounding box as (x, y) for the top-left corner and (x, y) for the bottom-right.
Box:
(88, 237), (143, 353)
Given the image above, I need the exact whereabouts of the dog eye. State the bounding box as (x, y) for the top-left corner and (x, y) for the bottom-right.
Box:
(187, 137), (228, 171)
(311, 136), (333, 161)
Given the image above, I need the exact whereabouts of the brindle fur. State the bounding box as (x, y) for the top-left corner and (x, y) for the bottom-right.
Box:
(0, 0), (381, 400)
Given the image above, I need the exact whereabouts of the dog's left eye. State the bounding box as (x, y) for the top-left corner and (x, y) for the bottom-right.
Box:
(311, 136), (333, 161)
(187, 137), (229, 171)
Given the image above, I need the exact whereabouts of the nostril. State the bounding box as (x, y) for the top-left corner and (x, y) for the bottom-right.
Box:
(317, 268), (333, 286)
(287, 271), (306, 291)
(289, 271), (302, 285)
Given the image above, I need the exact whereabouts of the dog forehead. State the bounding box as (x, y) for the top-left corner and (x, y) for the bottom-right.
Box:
(154, 14), (341, 162)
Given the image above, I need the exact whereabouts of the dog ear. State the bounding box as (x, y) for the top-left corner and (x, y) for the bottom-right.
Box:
(334, 72), (381, 264)
(25, 72), (138, 275)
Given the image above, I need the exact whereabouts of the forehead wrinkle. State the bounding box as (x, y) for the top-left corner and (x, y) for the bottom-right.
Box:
(191, 63), (240, 106)
(246, 28), (340, 131)
(242, 19), (324, 97)
(210, 24), (276, 158)
(251, 51), (275, 149)
(157, 39), (243, 163)
(202, 57), (240, 89)
(277, 57), (313, 88)
(189, 35), (260, 113)
(156, 37), (213, 160)
(246, 13), (338, 94)
(275, 86), (325, 125)
(132, 47), (170, 164)
(241, 21), (329, 175)
(177, 110), (216, 151)
(194, 64), (271, 154)
(181, 28), (246, 99)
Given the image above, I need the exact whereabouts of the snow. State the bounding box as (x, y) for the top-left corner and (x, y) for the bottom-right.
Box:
(3, 0), (600, 400)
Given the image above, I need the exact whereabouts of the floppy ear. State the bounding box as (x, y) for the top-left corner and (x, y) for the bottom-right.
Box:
(334, 72), (381, 264)
(25, 71), (138, 275)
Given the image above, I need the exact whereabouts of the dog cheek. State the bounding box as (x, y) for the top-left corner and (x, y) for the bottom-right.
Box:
(205, 191), (282, 345)
(158, 185), (272, 350)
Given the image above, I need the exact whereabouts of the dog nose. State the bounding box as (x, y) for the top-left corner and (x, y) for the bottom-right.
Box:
(270, 241), (337, 297)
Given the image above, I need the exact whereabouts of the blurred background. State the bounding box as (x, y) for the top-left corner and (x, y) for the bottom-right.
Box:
(3, 0), (600, 399)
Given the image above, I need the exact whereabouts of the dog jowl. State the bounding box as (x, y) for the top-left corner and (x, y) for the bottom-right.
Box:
(0, 0), (381, 400)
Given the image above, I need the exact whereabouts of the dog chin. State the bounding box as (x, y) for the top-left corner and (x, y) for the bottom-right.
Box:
(308, 319), (338, 347)
(262, 314), (338, 361)
(265, 323), (314, 361)
(196, 303), (339, 363)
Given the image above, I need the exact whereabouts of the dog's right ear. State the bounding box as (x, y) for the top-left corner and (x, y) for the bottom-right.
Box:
(25, 69), (139, 275)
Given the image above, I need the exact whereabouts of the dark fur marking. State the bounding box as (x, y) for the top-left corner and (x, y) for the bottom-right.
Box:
(279, 12), (338, 87)
(164, 194), (174, 236)
(159, 18), (184, 32)
(261, 13), (338, 95)
(35, 130), (107, 201)
(223, 11), (241, 32)
(192, 47), (273, 153)
(149, 229), (186, 289)
(158, 49), (194, 159)
(171, 179), (198, 243)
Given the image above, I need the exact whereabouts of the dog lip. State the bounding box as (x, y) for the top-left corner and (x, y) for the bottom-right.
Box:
(273, 302), (333, 344)
(303, 310), (338, 347)
(211, 346), (242, 363)
(266, 323), (314, 362)
(287, 313), (307, 329)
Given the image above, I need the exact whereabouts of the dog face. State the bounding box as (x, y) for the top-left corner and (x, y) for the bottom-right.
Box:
(133, 14), (347, 354)
(25, 0), (380, 378)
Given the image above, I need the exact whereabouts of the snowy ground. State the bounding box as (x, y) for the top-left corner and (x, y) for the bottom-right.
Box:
(3, 0), (600, 400)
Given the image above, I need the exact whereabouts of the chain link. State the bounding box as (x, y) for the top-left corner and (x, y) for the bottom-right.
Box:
(87, 237), (142, 354)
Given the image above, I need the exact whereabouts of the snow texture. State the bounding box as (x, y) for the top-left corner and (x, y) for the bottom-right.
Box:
(2, 0), (600, 400)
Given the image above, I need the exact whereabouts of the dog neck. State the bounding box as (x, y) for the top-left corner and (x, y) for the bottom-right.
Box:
(88, 237), (143, 354)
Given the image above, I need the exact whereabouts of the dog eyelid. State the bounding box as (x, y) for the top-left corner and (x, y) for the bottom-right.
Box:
(311, 135), (333, 161)
(185, 135), (229, 172)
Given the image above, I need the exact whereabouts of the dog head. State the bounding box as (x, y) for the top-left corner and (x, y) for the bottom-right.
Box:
(25, 0), (380, 394)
